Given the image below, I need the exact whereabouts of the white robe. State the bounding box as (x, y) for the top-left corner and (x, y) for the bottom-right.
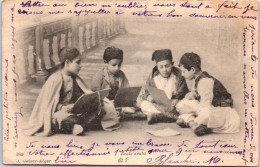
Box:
(141, 74), (176, 115)
(177, 78), (240, 133)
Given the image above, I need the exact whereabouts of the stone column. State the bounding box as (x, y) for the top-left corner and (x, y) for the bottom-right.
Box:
(119, 16), (127, 34)
(78, 26), (84, 53)
(106, 17), (111, 37)
(43, 39), (51, 69)
(91, 22), (97, 46)
(28, 45), (35, 75)
(17, 48), (28, 82)
(35, 24), (48, 76)
(71, 17), (79, 48)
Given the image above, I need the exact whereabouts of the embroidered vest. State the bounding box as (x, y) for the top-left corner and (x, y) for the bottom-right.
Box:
(194, 72), (233, 107)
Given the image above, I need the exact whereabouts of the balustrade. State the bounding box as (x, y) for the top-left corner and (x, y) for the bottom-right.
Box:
(17, 15), (126, 83)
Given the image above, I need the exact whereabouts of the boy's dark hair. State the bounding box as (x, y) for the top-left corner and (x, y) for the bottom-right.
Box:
(103, 46), (123, 63)
(179, 52), (201, 71)
(152, 49), (173, 63)
(59, 47), (81, 66)
(47, 47), (81, 78)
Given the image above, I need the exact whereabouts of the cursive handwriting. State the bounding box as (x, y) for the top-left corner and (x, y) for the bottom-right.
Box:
(177, 140), (190, 147)
(41, 144), (60, 149)
(244, 91), (249, 105)
(12, 55), (19, 79)
(13, 79), (18, 102)
(13, 107), (24, 140)
(66, 139), (83, 150)
(59, 149), (110, 159)
(11, 26), (17, 51)
(29, 150), (55, 156)
(74, 2), (97, 7)
(243, 27), (249, 57)
(216, 1), (242, 13)
(53, 3), (66, 7)
(249, 25), (258, 62)
(116, 2), (146, 9)
(203, 150), (242, 155)
(250, 84), (255, 107)
(4, 59), (8, 86)
(166, 9), (182, 18)
(146, 139), (171, 147)
(114, 146), (143, 156)
(153, 3), (175, 7)
(180, 1), (203, 9)
(132, 8), (162, 17)
(11, 3), (15, 23)
(250, 113), (257, 142)
(194, 140), (222, 149)
(3, 92), (11, 120)
(189, 13), (226, 19)
(20, 0), (49, 7)
(105, 142), (124, 146)
(251, 67), (257, 79)
(18, 9), (43, 15)
(147, 153), (196, 165)
(243, 71), (246, 89)
(55, 156), (76, 164)
(4, 123), (10, 141)
(68, 8), (110, 16)
(242, 4), (258, 14)
(26, 141), (39, 148)
(148, 148), (171, 154)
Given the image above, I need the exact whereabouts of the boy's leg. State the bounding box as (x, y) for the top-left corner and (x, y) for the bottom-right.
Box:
(176, 99), (200, 114)
(193, 106), (210, 125)
(60, 115), (83, 135)
(141, 101), (179, 124)
(100, 98), (121, 131)
(84, 112), (103, 131)
(148, 112), (179, 125)
(189, 107), (212, 136)
(177, 113), (196, 128)
(140, 100), (161, 115)
(176, 99), (198, 128)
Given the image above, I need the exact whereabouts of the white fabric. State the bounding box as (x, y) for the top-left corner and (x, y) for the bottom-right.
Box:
(193, 105), (211, 125)
(176, 97), (240, 133)
(101, 97), (121, 131)
(140, 100), (161, 115)
(197, 78), (214, 106)
(176, 99), (200, 114)
(153, 74), (176, 99)
(121, 107), (136, 113)
(179, 113), (196, 123)
(208, 106), (240, 133)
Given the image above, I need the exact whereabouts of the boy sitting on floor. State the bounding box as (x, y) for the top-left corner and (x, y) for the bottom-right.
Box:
(138, 49), (189, 124)
(176, 52), (240, 136)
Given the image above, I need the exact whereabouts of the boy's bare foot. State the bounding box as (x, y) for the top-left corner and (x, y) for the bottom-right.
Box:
(72, 124), (83, 136)
(188, 120), (199, 130)
(176, 118), (189, 128)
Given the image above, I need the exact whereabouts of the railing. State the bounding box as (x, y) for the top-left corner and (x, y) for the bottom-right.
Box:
(17, 15), (126, 83)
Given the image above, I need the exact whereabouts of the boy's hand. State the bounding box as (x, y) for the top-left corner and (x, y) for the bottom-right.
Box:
(171, 99), (178, 107)
(147, 95), (154, 102)
(61, 104), (74, 113)
(185, 92), (195, 100)
(53, 109), (73, 129)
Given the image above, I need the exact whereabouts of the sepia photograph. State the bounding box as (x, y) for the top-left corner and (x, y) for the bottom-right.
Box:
(2, 0), (258, 165)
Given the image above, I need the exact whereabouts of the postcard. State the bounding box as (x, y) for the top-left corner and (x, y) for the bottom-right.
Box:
(2, 0), (258, 165)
